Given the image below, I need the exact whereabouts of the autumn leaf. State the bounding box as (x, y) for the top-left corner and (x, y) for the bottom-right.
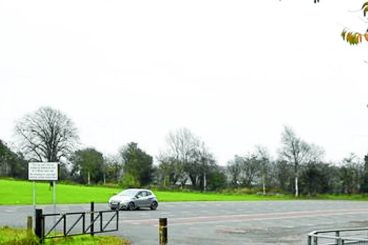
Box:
(362, 2), (368, 17)
(341, 30), (347, 40)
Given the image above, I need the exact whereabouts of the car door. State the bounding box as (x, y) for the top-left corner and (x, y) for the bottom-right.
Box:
(145, 191), (155, 206)
(137, 191), (150, 207)
(135, 191), (145, 207)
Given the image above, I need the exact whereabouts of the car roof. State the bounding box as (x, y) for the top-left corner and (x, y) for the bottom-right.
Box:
(124, 188), (152, 192)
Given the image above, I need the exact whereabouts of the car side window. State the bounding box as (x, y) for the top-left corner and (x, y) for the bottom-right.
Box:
(146, 191), (152, 196)
(137, 192), (143, 198)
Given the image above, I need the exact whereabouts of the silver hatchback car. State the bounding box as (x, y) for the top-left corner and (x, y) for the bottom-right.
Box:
(108, 188), (159, 211)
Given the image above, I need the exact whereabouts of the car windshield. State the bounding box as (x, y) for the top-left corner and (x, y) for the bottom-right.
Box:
(118, 190), (138, 197)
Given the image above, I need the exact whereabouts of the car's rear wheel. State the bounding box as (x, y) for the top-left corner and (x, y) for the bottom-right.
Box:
(150, 201), (158, 210)
(127, 202), (135, 211)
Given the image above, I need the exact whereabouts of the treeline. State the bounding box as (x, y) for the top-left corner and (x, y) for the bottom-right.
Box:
(1, 106), (368, 196)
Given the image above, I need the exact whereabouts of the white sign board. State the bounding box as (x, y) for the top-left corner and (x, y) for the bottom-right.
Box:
(28, 162), (58, 181)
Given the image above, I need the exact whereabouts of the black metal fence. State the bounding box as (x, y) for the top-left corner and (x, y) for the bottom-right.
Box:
(35, 202), (119, 242)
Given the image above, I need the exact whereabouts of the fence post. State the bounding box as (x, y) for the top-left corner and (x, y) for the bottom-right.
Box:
(35, 209), (43, 241)
(159, 218), (167, 245)
(116, 210), (119, 231)
(90, 202), (94, 237)
(335, 231), (340, 245)
(27, 216), (33, 237)
(337, 237), (343, 245)
(100, 211), (103, 232)
(63, 214), (67, 236)
(313, 236), (318, 245)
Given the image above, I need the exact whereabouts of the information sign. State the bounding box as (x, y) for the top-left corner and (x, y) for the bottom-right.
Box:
(28, 162), (58, 181)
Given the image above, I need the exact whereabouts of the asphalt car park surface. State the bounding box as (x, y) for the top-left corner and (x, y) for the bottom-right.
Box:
(2, 200), (368, 244)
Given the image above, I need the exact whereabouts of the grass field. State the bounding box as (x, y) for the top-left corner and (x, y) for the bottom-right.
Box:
(0, 179), (291, 205)
(1, 179), (368, 205)
(0, 226), (130, 244)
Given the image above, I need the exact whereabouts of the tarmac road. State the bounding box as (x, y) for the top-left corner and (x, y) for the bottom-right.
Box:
(2, 200), (368, 244)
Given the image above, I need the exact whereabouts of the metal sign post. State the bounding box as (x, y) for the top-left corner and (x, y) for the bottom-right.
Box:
(53, 180), (56, 227)
(32, 181), (36, 214)
(28, 162), (58, 228)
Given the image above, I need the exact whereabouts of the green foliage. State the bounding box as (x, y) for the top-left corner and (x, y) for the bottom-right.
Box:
(361, 155), (368, 193)
(339, 154), (363, 194)
(156, 156), (185, 187)
(299, 162), (332, 195)
(120, 142), (153, 187)
(42, 234), (129, 245)
(272, 160), (295, 194)
(71, 148), (104, 184)
(0, 226), (129, 245)
(103, 155), (123, 183)
(0, 140), (27, 179)
(120, 173), (140, 188)
(206, 166), (228, 191)
(0, 226), (38, 245)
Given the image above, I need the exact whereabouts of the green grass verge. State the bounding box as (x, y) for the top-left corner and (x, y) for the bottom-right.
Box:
(0, 179), (292, 205)
(2, 179), (368, 205)
(313, 194), (368, 200)
(0, 226), (130, 244)
(0, 179), (119, 205)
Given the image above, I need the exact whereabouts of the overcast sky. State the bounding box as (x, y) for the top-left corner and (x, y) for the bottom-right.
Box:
(1, 0), (368, 165)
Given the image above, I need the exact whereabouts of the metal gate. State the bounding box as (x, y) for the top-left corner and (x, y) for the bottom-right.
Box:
(35, 202), (119, 242)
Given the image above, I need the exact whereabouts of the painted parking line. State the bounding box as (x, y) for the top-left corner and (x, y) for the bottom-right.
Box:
(119, 208), (368, 226)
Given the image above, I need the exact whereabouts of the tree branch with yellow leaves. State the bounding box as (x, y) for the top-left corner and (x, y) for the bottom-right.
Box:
(341, 2), (368, 45)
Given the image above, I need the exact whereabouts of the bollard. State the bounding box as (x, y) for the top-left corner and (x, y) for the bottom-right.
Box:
(159, 218), (167, 245)
(90, 202), (94, 236)
(27, 216), (33, 237)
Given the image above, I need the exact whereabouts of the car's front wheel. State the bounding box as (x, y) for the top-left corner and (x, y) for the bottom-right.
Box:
(127, 202), (135, 211)
(150, 201), (158, 210)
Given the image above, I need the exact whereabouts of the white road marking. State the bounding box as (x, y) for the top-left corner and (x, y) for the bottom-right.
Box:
(118, 208), (368, 227)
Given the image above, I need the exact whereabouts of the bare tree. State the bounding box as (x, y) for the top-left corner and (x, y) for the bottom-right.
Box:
(159, 128), (216, 190)
(255, 145), (271, 195)
(227, 159), (242, 187)
(279, 126), (311, 197)
(15, 107), (79, 163)
(166, 128), (199, 165)
(161, 128), (199, 187)
(227, 154), (260, 188)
